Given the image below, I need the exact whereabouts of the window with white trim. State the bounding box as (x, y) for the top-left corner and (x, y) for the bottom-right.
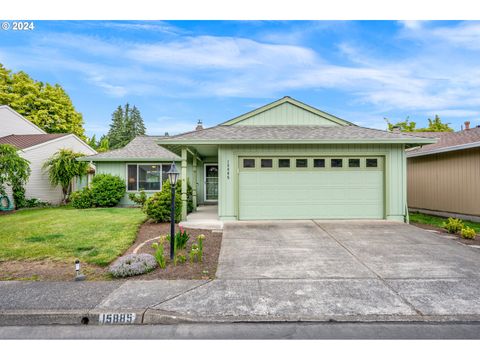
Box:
(127, 164), (163, 191)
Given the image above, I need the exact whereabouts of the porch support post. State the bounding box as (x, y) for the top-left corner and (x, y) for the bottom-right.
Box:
(192, 156), (197, 211)
(181, 147), (188, 221)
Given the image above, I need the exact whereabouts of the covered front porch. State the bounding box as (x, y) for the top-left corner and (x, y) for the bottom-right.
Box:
(166, 143), (219, 221)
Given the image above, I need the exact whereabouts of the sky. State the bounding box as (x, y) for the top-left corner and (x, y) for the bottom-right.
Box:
(1, 20), (480, 137)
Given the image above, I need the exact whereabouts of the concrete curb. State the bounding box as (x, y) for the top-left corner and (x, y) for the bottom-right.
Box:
(4, 309), (480, 326)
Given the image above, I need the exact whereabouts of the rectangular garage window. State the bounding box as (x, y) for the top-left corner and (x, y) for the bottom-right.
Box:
(261, 159), (273, 168)
(243, 159), (255, 168)
(278, 159), (290, 168)
(313, 159), (325, 168)
(366, 158), (378, 168)
(348, 159), (360, 168)
(296, 159), (308, 168)
(331, 159), (343, 168)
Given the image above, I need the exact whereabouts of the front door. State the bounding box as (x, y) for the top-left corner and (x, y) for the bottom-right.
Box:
(204, 164), (218, 202)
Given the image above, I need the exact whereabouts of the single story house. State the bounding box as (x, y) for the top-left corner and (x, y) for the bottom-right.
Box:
(0, 105), (96, 206)
(83, 96), (434, 222)
(406, 123), (480, 221)
(79, 135), (182, 206)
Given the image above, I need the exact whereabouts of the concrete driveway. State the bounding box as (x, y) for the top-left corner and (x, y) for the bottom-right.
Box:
(217, 220), (480, 279)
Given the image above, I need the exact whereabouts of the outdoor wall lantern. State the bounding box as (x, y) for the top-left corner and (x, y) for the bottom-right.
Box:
(167, 162), (180, 259)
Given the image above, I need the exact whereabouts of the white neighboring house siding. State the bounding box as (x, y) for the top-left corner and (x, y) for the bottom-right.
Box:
(0, 106), (46, 136)
(6, 135), (96, 205)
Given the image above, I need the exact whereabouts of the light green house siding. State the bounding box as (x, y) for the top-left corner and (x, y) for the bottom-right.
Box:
(230, 102), (341, 126)
(218, 144), (407, 221)
(94, 161), (204, 206)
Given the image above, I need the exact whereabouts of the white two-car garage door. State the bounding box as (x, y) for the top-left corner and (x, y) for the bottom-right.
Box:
(238, 156), (384, 220)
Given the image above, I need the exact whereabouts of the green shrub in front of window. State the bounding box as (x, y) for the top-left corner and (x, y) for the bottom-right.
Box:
(128, 190), (147, 206)
(143, 180), (182, 223)
(91, 174), (126, 207)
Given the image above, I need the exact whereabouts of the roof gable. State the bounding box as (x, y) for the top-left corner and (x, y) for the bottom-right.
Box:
(0, 105), (46, 136)
(221, 97), (353, 127)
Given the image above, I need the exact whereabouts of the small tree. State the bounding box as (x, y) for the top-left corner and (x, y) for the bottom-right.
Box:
(42, 149), (88, 204)
(0, 144), (31, 209)
(385, 117), (417, 132)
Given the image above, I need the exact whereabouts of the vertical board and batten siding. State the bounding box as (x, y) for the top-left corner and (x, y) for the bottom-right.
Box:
(95, 160), (205, 206)
(218, 143), (406, 221)
(231, 102), (340, 126)
(407, 148), (480, 216)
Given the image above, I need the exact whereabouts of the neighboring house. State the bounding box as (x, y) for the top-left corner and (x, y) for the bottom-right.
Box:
(406, 123), (480, 221)
(0, 106), (96, 205)
(79, 136), (182, 206)
(95, 96), (431, 222)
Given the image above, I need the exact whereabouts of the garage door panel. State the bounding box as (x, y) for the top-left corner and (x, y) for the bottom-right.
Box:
(239, 158), (384, 220)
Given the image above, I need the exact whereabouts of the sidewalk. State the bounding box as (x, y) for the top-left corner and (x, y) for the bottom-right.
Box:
(2, 279), (480, 326)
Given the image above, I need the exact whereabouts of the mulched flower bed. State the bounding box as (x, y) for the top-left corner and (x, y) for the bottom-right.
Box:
(123, 222), (222, 280)
(0, 221), (222, 281)
(411, 222), (480, 245)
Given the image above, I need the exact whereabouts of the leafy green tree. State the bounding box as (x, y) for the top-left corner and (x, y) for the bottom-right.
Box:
(87, 134), (97, 149)
(386, 115), (453, 132)
(0, 64), (86, 138)
(42, 149), (88, 204)
(385, 117), (417, 132)
(425, 115), (453, 132)
(97, 135), (110, 152)
(107, 103), (146, 149)
(0, 144), (31, 209)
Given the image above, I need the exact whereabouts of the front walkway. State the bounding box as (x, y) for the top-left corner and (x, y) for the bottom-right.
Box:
(179, 205), (223, 230)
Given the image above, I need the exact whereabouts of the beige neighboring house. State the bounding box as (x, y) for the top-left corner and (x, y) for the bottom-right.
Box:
(406, 122), (480, 221)
(0, 105), (96, 206)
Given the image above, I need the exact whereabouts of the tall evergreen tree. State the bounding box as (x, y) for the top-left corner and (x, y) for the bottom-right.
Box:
(107, 103), (146, 149)
(0, 64), (85, 138)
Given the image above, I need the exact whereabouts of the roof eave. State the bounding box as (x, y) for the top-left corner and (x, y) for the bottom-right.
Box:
(406, 141), (480, 158)
(77, 157), (181, 162)
(158, 138), (437, 145)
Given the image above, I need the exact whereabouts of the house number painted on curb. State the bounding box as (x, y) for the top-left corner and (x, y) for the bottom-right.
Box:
(99, 313), (136, 324)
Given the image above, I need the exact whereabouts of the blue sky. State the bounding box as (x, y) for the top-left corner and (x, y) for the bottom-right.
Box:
(1, 20), (480, 137)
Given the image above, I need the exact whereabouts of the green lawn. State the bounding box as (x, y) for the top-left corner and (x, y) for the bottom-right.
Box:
(409, 212), (480, 233)
(0, 207), (146, 266)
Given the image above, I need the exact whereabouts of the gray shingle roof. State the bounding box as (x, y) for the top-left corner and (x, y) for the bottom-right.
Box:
(406, 127), (480, 157)
(79, 136), (181, 161)
(161, 125), (436, 143)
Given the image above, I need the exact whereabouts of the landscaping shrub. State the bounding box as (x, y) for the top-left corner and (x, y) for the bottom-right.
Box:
(108, 253), (157, 278)
(22, 198), (50, 208)
(70, 188), (94, 209)
(128, 190), (147, 206)
(91, 174), (125, 207)
(442, 217), (464, 234)
(189, 234), (205, 263)
(143, 180), (181, 223)
(461, 226), (476, 240)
